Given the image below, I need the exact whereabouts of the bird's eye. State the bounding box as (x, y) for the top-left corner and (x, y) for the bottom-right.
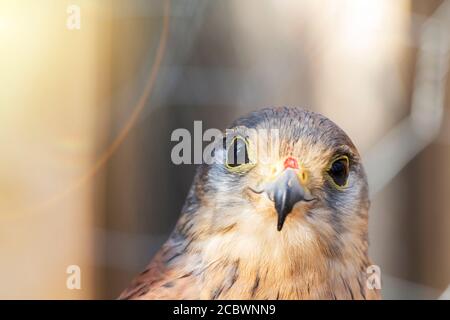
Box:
(328, 156), (349, 188)
(225, 136), (251, 170)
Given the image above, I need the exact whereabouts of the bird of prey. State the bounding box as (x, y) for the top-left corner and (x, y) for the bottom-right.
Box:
(120, 107), (381, 300)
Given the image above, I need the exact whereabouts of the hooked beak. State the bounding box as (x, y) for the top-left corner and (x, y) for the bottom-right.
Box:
(264, 168), (314, 231)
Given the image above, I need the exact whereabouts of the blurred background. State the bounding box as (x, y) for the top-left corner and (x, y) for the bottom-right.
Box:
(0, 0), (449, 299)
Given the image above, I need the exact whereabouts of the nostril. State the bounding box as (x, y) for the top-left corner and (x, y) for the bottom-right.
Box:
(300, 170), (308, 184)
(284, 157), (299, 170)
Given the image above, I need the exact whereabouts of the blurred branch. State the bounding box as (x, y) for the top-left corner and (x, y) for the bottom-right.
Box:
(439, 285), (450, 300)
(365, 0), (450, 196)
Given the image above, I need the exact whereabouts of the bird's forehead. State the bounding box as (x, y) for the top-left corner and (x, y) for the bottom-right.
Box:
(230, 107), (358, 165)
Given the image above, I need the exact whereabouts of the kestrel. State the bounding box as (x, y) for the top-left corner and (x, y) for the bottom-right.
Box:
(120, 107), (381, 300)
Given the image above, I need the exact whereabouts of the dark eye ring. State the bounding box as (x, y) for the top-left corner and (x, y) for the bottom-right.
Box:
(225, 136), (251, 170)
(328, 156), (350, 188)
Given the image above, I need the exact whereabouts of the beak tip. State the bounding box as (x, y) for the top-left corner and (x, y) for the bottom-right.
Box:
(266, 168), (310, 232)
(276, 213), (287, 231)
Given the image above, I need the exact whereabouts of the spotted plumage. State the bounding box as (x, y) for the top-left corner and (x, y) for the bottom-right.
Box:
(119, 107), (381, 300)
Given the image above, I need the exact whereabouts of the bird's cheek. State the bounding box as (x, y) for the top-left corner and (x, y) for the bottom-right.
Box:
(288, 200), (317, 219)
(244, 187), (276, 212)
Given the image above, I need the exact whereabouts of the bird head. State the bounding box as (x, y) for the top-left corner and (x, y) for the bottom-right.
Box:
(121, 107), (375, 300)
(186, 107), (369, 260)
